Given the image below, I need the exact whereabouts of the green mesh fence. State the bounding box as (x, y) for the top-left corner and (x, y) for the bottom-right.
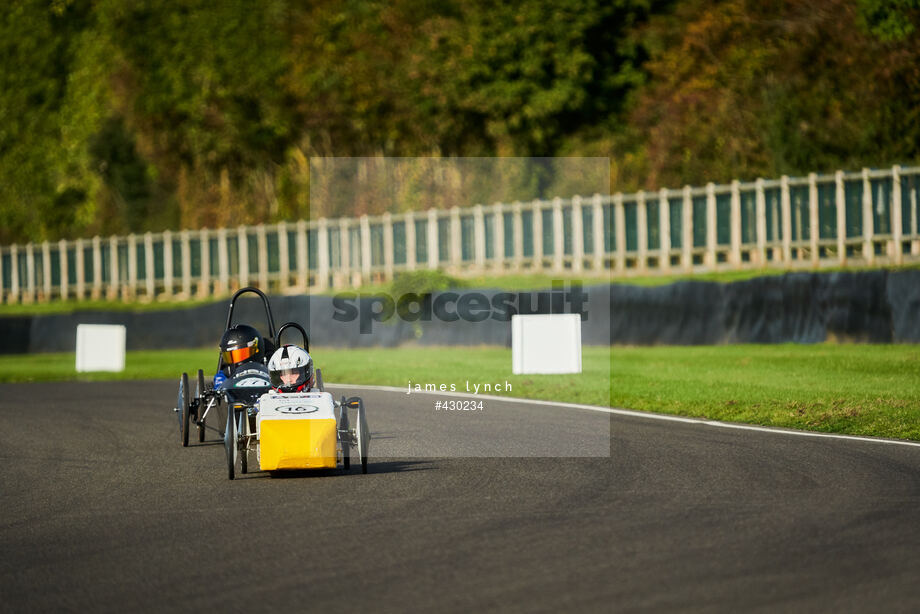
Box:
(521, 210), (534, 257)
(2, 253), (11, 290)
(307, 229), (317, 270)
(646, 198), (660, 251)
(414, 220), (427, 264)
(461, 215), (474, 261)
(329, 228), (341, 269)
(437, 218), (450, 262)
(393, 221), (406, 265)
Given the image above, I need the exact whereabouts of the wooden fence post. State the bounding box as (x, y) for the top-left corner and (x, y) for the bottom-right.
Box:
(296, 220), (308, 291)
(257, 224), (268, 290)
(636, 192), (648, 273)
(217, 228), (229, 295)
(592, 194), (604, 272)
(143, 233), (154, 299)
(10, 245), (20, 303)
(614, 193), (626, 273)
(127, 235), (137, 299)
(473, 205), (486, 271)
(405, 212), (416, 271)
(25, 243), (35, 303)
(450, 207), (462, 268)
(43, 241), (52, 300)
(427, 209), (439, 270)
(338, 218), (351, 286)
(572, 195), (584, 273)
(162, 230), (173, 297)
(237, 226), (249, 288)
(512, 202), (524, 270)
(75, 239), (85, 299)
(91, 236), (102, 299)
(180, 230), (191, 297)
(911, 177), (920, 256)
(552, 198), (564, 272)
(199, 229), (210, 297)
(892, 165), (903, 265)
(705, 182), (717, 269)
(493, 204), (505, 268)
(383, 212), (395, 281)
(755, 179), (767, 266)
(808, 173), (819, 266)
(278, 222), (289, 291)
(60, 240), (70, 300)
(730, 180), (742, 267)
(319, 218), (331, 290)
(531, 200), (544, 270)
(682, 186), (693, 271)
(108, 236), (119, 299)
(658, 189), (670, 272)
(835, 171), (846, 265)
(781, 176), (792, 263)
(862, 168), (875, 264)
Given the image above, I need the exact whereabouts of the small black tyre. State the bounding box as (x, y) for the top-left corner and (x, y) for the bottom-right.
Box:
(356, 401), (369, 474)
(179, 373), (190, 447)
(338, 400), (350, 470)
(225, 408), (236, 480)
(196, 369), (206, 442)
(240, 412), (248, 475)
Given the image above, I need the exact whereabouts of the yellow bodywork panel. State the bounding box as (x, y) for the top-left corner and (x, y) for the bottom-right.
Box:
(258, 418), (338, 470)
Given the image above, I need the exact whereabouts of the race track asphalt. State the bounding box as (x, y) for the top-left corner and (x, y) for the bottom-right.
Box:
(1, 380), (920, 612)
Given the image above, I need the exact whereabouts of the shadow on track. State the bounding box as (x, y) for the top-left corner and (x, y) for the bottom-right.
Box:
(228, 459), (434, 480)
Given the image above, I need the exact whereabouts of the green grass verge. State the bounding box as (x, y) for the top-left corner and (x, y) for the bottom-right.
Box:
(612, 344), (920, 441)
(0, 346), (612, 407)
(2, 343), (919, 441)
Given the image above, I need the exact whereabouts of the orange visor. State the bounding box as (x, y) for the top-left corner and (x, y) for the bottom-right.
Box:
(221, 343), (257, 365)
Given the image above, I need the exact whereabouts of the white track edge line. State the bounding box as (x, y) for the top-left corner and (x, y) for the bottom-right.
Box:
(326, 382), (920, 450)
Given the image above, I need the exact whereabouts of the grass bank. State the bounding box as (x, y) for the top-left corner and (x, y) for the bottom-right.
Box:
(1, 344), (919, 441)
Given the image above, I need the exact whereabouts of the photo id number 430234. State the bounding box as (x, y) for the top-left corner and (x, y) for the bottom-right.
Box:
(435, 400), (483, 411)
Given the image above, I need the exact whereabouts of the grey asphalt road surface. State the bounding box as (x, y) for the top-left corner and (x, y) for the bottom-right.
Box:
(1, 380), (920, 612)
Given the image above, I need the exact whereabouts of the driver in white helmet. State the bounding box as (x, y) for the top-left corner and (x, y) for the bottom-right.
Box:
(267, 344), (315, 393)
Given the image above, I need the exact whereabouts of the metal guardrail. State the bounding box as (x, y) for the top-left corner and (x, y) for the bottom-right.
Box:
(1, 165), (919, 303)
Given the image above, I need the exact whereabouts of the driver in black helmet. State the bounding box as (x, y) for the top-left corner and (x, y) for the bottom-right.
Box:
(218, 324), (265, 377)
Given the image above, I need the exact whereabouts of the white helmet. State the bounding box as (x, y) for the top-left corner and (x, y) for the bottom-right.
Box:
(268, 344), (314, 392)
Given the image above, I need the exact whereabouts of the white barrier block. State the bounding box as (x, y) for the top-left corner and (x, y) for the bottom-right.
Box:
(511, 314), (582, 374)
(76, 324), (126, 372)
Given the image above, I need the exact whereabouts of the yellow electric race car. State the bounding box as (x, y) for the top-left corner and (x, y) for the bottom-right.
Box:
(173, 286), (370, 479)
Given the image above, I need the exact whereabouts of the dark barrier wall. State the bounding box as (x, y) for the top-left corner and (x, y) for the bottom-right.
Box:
(1, 270), (918, 353)
(609, 270), (920, 345)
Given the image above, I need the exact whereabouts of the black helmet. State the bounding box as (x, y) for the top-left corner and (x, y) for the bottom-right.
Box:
(219, 324), (263, 366)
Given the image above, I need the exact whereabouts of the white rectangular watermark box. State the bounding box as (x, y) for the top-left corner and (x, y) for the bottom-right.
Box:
(511, 314), (582, 374)
(75, 324), (126, 372)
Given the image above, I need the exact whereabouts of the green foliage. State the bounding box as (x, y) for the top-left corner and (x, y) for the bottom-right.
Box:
(857, 0), (920, 40)
(0, 0), (95, 243)
(390, 269), (466, 297)
(1, 0), (919, 242)
(626, 0), (920, 188)
(412, 0), (653, 155)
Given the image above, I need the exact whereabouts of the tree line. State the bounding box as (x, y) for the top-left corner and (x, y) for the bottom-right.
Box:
(1, 0), (918, 244)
